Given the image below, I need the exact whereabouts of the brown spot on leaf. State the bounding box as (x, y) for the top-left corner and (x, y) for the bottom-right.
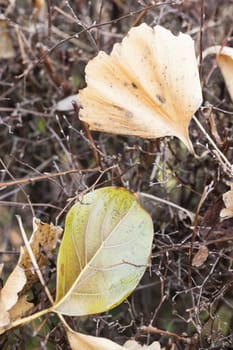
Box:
(156, 95), (166, 103)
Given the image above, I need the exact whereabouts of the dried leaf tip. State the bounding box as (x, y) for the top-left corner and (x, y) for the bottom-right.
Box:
(78, 23), (202, 152)
(220, 183), (233, 220)
(203, 45), (233, 101)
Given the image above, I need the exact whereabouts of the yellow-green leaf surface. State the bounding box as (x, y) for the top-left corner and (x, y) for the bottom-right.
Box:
(53, 187), (153, 316)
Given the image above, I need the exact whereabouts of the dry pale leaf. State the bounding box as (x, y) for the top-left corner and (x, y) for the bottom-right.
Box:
(79, 23), (202, 152)
(220, 183), (233, 220)
(66, 329), (127, 350)
(0, 265), (26, 328)
(203, 45), (233, 101)
(192, 245), (209, 267)
(0, 263), (4, 278)
(124, 340), (161, 350)
(66, 329), (161, 350)
(56, 94), (80, 111)
(0, 15), (15, 59)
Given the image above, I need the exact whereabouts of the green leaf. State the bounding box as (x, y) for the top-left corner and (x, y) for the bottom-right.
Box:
(53, 187), (154, 316)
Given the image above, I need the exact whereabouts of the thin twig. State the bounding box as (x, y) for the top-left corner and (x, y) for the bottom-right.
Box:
(198, 0), (205, 81)
(0, 107), (53, 117)
(138, 192), (195, 221)
(0, 168), (100, 189)
(72, 101), (100, 166)
(55, 165), (117, 222)
(0, 201), (61, 209)
(141, 326), (192, 344)
(187, 181), (214, 334)
(16, 216), (54, 305)
(189, 181), (214, 272)
(193, 114), (233, 176)
(14, 1), (174, 81)
(0, 159), (34, 217)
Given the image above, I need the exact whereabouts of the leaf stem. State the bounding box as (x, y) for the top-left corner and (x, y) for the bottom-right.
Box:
(8, 307), (53, 329)
(193, 115), (233, 176)
(141, 325), (191, 344)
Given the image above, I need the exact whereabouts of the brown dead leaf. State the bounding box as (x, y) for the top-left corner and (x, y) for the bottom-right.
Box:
(124, 340), (161, 349)
(79, 23), (202, 152)
(8, 295), (33, 322)
(19, 218), (63, 291)
(203, 45), (233, 101)
(0, 265), (26, 328)
(32, 0), (46, 22)
(0, 218), (62, 334)
(192, 245), (209, 267)
(220, 184), (233, 220)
